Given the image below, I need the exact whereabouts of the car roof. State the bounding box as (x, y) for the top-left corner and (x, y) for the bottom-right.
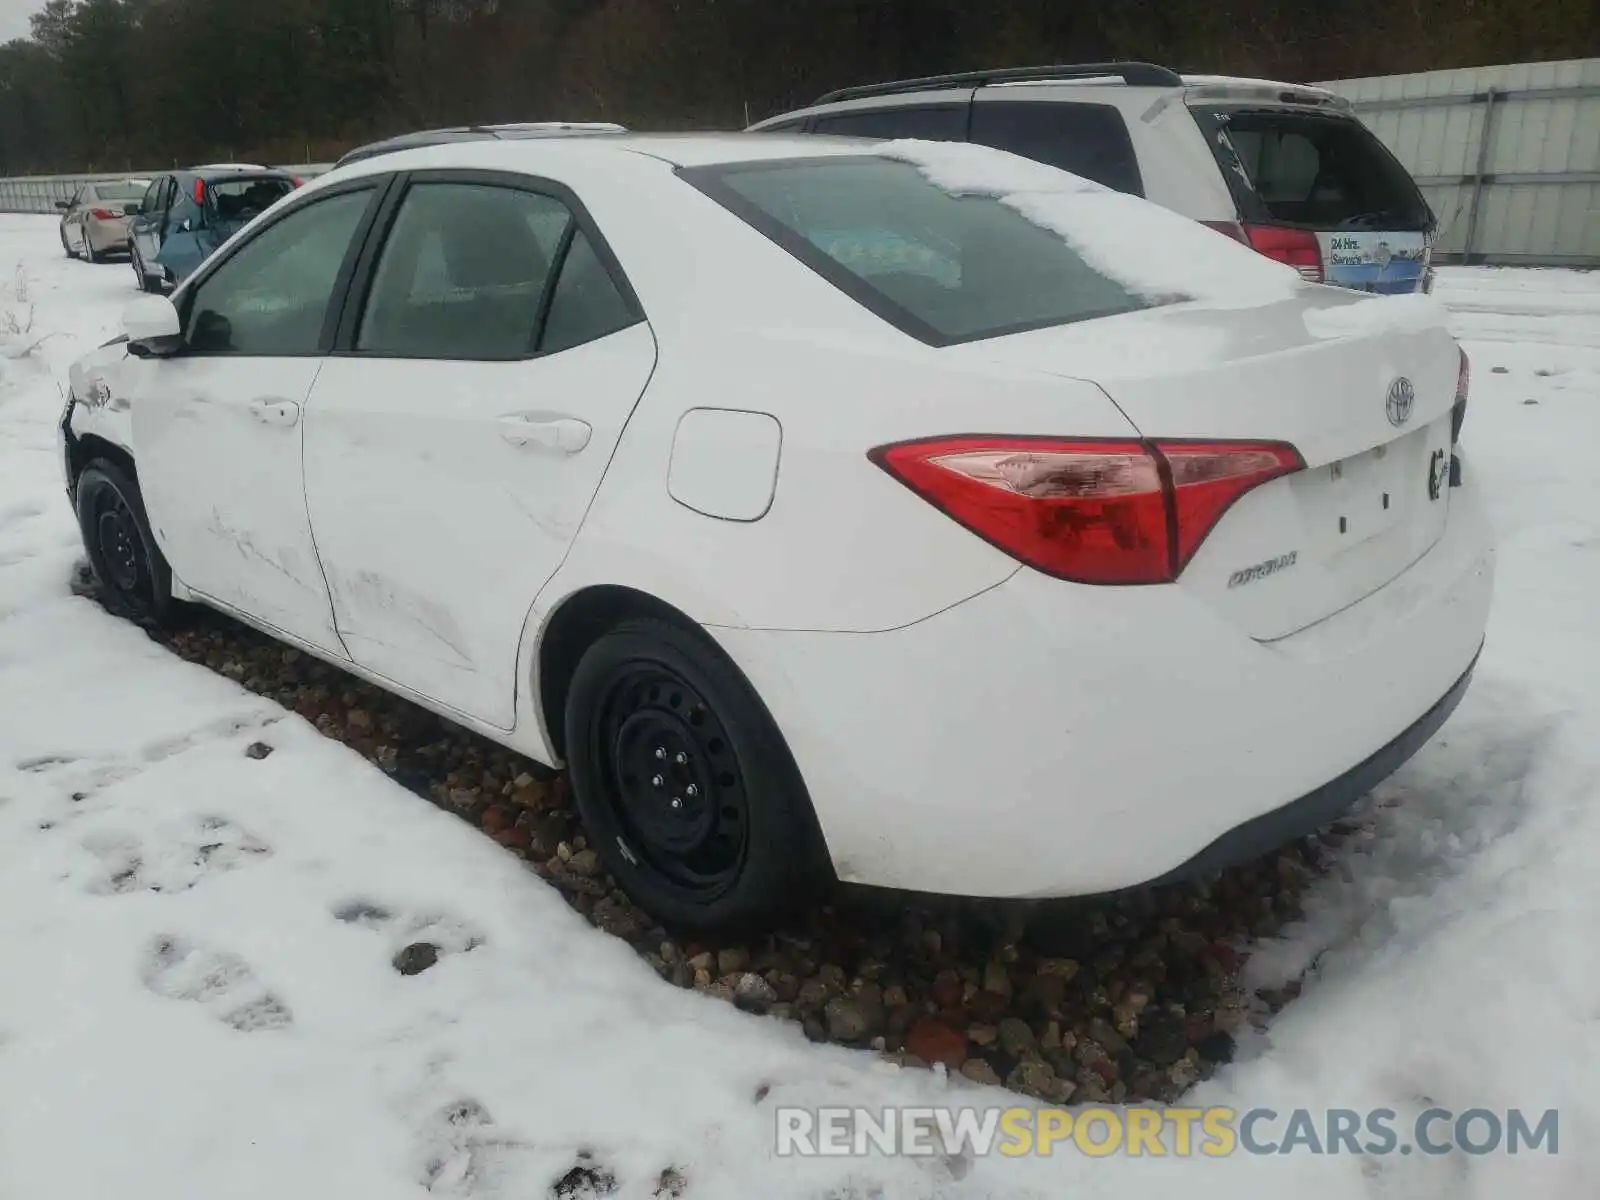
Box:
(322, 131), (876, 180)
(336, 122), (629, 167)
(755, 63), (1350, 126)
(173, 166), (294, 181)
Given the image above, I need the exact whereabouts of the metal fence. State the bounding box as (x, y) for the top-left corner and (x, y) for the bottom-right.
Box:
(1319, 58), (1599, 267)
(0, 164), (334, 215)
(3, 58), (1596, 267)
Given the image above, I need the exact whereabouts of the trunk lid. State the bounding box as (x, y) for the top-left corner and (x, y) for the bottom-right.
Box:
(945, 290), (1461, 639)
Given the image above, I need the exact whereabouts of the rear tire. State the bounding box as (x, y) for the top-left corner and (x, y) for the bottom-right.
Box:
(131, 245), (150, 292)
(74, 460), (181, 629)
(84, 236), (103, 264)
(564, 617), (829, 934)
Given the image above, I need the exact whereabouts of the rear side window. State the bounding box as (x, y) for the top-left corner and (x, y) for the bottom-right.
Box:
(968, 101), (1144, 196)
(1192, 107), (1432, 231)
(684, 156), (1146, 346)
(810, 105), (967, 141)
(357, 181), (640, 359)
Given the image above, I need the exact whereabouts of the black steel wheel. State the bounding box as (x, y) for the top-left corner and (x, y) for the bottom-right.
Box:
(566, 617), (829, 933)
(75, 460), (178, 627)
(596, 663), (750, 894)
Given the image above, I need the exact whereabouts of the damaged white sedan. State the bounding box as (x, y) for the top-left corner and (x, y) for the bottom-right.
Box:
(60, 132), (1493, 932)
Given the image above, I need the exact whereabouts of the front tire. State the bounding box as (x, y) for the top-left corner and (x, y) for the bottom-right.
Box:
(75, 460), (180, 628)
(565, 618), (828, 934)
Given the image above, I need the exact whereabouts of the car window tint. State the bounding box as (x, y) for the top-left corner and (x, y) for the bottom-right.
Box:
(538, 228), (639, 354)
(1191, 108), (1432, 230)
(206, 177), (295, 227)
(968, 102), (1144, 196)
(185, 188), (374, 356)
(810, 105), (967, 141)
(94, 182), (146, 202)
(687, 155), (1148, 345)
(358, 182), (570, 359)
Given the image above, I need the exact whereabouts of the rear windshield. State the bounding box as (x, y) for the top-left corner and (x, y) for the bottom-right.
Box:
(90, 182), (147, 201)
(681, 156), (1148, 345)
(206, 177), (295, 223)
(1191, 107), (1432, 232)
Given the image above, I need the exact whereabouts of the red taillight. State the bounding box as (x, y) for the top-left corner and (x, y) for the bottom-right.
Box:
(1452, 345), (1470, 443)
(193, 178), (207, 205)
(291, 176), (304, 188)
(1239, 224), (1323, 283)
(89, 207), (116, 220)
(870, 436), (1304, 585)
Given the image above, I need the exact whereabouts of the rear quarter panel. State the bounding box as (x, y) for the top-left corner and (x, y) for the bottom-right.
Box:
(530, 153), (1141, 634)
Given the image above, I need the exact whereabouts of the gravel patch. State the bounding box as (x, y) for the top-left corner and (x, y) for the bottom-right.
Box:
(77, 570), (1348, 1104)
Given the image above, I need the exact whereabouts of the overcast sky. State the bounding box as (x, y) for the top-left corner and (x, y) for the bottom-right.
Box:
(0, 0), (45, 45)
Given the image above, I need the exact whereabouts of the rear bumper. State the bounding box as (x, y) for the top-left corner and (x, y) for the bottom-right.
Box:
(713, 457), (1495, 898)
(86, 221), (131, 251)
(1141, 641), (1478, 887)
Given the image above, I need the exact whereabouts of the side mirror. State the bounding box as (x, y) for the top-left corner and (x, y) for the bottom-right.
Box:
(55, 199), (70, 211)
(121, 295), (183, 358)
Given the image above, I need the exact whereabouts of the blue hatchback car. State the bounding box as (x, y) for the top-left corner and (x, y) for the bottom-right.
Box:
(128, 165), (301, 292)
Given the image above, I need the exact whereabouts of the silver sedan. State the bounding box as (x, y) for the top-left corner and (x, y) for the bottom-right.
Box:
(57, 180), (151, 262)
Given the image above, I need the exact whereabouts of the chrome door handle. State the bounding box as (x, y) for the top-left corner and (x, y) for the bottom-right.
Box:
(498, 416), (592, 453)
(248, 398), (301, 427)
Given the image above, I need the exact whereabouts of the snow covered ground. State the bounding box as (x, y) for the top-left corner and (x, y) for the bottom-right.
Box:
(1, 213), (1596, 1197)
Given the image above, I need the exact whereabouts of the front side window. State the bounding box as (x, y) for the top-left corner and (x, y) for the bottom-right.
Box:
(185, 188), (375, 356)
(357, 181), (638, 359)
(685, 155), (1147, 345)
(139, 180), (162, 216)
(810, 105), (967, 141)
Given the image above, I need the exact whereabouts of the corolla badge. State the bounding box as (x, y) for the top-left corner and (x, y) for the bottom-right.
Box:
(1386, 377), (1415, 427)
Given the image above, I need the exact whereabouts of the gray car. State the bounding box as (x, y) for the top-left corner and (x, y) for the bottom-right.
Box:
(56, 179), (150, 262)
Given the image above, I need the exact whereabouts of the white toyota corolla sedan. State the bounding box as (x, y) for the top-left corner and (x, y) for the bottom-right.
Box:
(59, 131), (1494, 932)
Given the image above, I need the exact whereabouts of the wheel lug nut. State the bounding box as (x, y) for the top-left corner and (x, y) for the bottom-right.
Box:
(674, 752), (688, 765)
(654, 747), (666, 760)
(651, 774), (664, 788)
(685, 784), (699, 798)
(670, 797), (683, 810)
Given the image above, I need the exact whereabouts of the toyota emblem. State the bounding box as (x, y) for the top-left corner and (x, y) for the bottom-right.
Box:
(1386, 377), (1415, 426)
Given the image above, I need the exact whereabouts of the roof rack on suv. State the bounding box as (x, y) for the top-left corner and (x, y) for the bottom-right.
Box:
(813, 62), (1184, 106)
